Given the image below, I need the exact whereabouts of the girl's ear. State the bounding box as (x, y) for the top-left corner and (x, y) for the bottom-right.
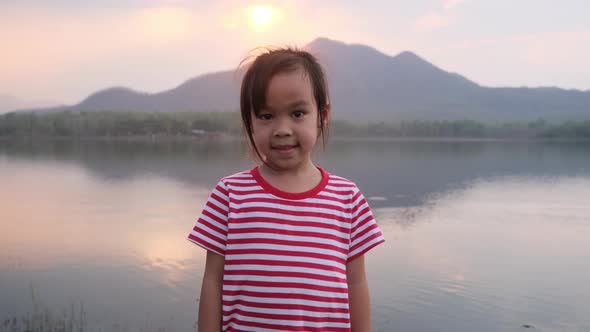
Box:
(323, 103), (331, 128)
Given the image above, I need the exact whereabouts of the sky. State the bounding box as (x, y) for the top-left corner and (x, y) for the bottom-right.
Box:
(1, 0), (590, 106)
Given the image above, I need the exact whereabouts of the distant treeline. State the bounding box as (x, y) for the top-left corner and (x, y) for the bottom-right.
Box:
(1, 111), (590, 139)
(331, 119), (590, 139)
(0, 111), (242, 138)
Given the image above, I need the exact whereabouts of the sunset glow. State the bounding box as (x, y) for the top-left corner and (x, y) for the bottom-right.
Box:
(1, 2), (589, 105)
(138, 7), (192, 41)
(249, 5), (274, 27)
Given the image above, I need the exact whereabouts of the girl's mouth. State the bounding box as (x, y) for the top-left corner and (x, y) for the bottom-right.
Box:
(272, 144), (298, 154)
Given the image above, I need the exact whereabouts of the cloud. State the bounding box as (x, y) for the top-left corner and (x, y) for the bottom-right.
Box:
(414, 0), (464, 32)
(432, 29), (590, 90)
(443, 0), (465, 10)
(136, 7), (195, 41)
(445, 30), (590, 68)
(0, 5), (237, 102)
(414, 13), (451, 32)
(0, 2), (346, 102)
(522, 30), (590, 67)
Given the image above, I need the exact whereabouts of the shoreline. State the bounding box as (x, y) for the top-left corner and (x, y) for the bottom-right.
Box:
(1, 134), (589, 143)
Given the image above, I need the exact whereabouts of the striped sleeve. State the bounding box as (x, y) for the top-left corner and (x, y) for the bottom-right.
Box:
(187, 180), (230, 256)
(347, 188), (385, 262)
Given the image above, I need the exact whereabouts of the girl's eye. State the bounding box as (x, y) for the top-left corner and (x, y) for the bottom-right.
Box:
(292, 111), (305, 119)
(258, 114), (272, 120)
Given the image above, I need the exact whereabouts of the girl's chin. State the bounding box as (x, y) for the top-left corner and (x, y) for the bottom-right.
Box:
(264, 157), (307, 170)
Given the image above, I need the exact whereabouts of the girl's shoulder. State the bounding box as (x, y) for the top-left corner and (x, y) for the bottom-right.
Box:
(323, 170), (363, 194)
(215, 169), (256, 188)
(220, 169), (254, 182)
(325, 172), (356, 185)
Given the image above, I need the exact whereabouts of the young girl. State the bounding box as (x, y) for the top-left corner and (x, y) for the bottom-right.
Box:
(187, 48), (384, 332)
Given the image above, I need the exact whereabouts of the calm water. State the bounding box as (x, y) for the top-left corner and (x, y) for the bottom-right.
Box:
(1, 139), (589, 332)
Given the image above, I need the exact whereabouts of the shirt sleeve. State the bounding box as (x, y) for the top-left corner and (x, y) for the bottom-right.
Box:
(348, 187), (385, 262)
(187, 180), (229, 256)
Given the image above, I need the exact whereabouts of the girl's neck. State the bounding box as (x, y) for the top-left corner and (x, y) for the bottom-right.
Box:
(258, 161), (323, 194)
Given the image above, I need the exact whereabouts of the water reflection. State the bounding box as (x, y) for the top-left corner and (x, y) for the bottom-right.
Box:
(2, 139), (589, 209)
(0, 139), (252, 187)
(0, 158), (211, 330)
(370, 176), (590, 332)
(1, 140), (589, 331)
(0, 159), (206, 267)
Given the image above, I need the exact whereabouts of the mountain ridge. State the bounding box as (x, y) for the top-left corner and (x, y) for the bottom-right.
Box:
(11, 37), (590, 122)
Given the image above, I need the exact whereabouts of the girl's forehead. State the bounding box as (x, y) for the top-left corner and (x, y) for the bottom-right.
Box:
(265, 70), (315, 107)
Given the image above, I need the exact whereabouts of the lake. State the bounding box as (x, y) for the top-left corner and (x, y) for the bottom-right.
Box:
(1, 139), (589, 332)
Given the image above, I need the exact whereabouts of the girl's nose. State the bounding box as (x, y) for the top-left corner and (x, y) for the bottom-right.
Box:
(273, 118), (293, 137)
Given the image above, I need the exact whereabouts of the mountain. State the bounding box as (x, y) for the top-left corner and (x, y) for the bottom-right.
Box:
(20, 38), (590, 122)
(73, 71), (241, 113)
(306, 38), (590, 122)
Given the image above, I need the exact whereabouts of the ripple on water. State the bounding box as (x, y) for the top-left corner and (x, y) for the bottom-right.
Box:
(370, 176), (590, 331)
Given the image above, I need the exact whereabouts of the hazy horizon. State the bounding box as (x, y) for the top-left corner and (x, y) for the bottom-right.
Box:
(2, 1), (590, 108)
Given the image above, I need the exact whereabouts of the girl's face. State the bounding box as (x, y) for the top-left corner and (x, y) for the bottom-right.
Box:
(251, 68), (322, 172)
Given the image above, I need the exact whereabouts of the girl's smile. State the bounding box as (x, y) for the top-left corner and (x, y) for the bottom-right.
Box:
(271, 144), (298, 155)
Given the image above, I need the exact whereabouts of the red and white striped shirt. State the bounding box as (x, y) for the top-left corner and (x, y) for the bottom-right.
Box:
(187, 166), (385, 332)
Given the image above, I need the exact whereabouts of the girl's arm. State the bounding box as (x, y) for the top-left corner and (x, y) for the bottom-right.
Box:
(347, 255), (371, 332)
(198, 250), (225, 332)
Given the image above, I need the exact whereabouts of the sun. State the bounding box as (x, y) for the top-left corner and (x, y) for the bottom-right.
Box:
(249, 5), (274, 27)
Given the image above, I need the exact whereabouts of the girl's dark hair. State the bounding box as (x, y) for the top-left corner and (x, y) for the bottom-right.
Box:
(239, 47), (330, 162)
